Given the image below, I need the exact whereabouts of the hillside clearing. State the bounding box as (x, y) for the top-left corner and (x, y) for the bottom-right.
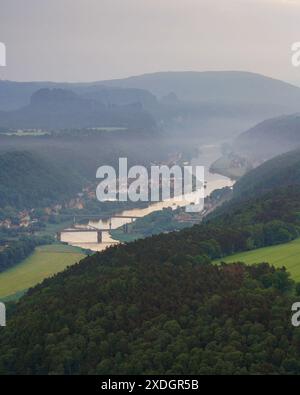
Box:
(214, 238), (300, 281)
(0, 244), (86, 300)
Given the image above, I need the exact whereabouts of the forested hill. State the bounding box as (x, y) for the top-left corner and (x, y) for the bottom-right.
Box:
(234, 114), (300, 160)
(2, 72), (300, 139)
(232, 149), (300, 199)
(100, 71), (300, 110)
(1, 182), (300, 374)
(0, 151), (83, 209)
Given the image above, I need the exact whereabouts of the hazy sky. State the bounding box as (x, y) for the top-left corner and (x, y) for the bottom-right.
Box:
(1, 0), (300, 83)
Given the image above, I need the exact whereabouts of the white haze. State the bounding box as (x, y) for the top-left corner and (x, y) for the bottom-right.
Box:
(0, 0), (300, 83)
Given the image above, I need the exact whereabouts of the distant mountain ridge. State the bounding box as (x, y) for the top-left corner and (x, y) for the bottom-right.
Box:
(0, 87), (157, 130)
(0, 80), (158, 111)
(98, 71), (300, 101)
(97, 71), (300, 117)
(234, 114), (300, 160)
(2, 71), (300, 122)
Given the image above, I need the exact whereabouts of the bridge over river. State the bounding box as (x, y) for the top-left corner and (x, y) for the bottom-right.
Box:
(57, 214), (139, 244)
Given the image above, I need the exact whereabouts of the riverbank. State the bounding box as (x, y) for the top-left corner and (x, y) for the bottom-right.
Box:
(0, 146), (235, 300)
(61, 144), (235, 251)
(209, 153), (252, 180)
(111, 186), (233, 242)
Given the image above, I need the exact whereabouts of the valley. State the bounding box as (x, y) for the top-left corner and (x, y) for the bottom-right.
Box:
(0, 143), (233, 300)
(2, 0), (300, 377)
(60, 145), (234, 251)
(1, 70), (300, 375)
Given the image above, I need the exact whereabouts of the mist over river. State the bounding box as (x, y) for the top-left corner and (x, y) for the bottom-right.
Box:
(61, 145), (234, 251)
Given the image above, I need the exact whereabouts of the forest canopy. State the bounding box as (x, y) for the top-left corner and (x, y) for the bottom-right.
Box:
(1, 183), (300, 374)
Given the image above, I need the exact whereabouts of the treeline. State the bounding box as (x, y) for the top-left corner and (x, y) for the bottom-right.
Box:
(204, 185), (300, 253)
(0, 235), (53, 273)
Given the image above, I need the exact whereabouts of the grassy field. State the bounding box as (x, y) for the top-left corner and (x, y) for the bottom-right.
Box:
(0, 244), (86, 300)
(214, 238), (300, 281)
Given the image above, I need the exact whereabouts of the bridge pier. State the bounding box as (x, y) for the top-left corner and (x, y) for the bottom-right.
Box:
(97, 231), (102, 243)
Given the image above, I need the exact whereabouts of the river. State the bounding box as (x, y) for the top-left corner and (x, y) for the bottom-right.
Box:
(60, 145), (234, 251)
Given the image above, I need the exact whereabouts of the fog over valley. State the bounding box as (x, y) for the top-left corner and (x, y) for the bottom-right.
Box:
(1, 0), (300, 378)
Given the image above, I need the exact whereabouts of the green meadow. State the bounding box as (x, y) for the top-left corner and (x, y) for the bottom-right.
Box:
(214, 238), (300, 281)
(0, 244), (86, 300)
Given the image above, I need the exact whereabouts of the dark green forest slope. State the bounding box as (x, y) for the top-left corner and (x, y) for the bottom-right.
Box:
(1, 180), (300, 374)
(0, 151), (83, 209)
(0, 259), (297, 375)
(231, 149), (300, 199)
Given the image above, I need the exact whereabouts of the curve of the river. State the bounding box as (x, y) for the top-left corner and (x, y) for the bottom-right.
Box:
(61, 145), (234, 251)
